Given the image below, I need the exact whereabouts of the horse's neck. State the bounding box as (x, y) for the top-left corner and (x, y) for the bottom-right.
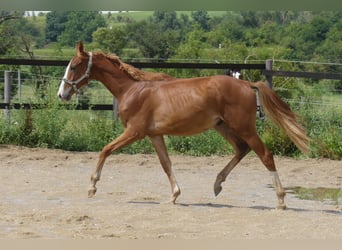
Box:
(93, 69), (135, 100)
(143, 71), (175, 81)
(92, 56), (173, 99)
(106, 78), (136, 100)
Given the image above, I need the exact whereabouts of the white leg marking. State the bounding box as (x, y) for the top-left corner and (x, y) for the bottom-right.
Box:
(270, 171), (286, 209)
(270, 171), (282, 190)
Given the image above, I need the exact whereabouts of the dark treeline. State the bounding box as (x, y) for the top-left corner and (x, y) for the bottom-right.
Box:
(1, 11), (341, 64)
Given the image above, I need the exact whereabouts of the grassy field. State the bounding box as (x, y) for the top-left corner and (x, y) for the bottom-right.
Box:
(108, 11), (227, 19)
(27, 11), (228, 29)
(108, 11), (154, 21)
(32, 46), (75, 59)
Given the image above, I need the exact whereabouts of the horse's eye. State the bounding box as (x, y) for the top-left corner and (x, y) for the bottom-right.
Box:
(70, 66), (76, 72)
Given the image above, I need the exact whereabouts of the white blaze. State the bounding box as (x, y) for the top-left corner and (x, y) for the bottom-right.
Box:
(57, 61), (71, 99)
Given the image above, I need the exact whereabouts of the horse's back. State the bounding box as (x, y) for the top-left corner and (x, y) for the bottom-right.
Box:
(144, 75), (254, 135)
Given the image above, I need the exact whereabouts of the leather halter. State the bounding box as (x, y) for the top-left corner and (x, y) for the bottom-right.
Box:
(62, 52), (93, 93)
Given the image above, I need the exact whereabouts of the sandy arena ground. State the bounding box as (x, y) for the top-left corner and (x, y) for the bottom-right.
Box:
(0, 145), (341, 239)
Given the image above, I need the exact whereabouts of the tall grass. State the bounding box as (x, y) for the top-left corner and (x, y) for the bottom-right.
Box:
(1, 99), (340, 160)
(0, 103), (233, 155)
(0, 79), (341, 159)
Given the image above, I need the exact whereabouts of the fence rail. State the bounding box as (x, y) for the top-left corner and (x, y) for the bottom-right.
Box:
(1, 58), (341, 114)
(0, 58), (266, 70)
(265, 70), (342, 80)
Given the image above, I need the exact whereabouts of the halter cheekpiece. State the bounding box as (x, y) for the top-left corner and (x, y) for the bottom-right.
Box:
(63, 52), (93, 93)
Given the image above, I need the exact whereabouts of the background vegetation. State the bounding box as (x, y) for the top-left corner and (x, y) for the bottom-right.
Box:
(0, 11), (341, 159)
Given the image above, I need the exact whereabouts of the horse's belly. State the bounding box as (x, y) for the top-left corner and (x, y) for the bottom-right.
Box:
(149, 112), (220, 136)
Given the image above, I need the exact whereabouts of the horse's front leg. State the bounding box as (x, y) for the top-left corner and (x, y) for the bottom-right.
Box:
(149, 135), (181, 204)
(88, 128), (141, 198)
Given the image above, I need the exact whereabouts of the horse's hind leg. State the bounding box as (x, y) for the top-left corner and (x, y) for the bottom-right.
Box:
(150, 135), (180, 204)
(214, 123), (251, 196)
(243, 133), (286, 209)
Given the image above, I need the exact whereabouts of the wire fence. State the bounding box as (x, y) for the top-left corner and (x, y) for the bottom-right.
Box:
(1, 78), (342, 108)
(1, 59), (341, 110)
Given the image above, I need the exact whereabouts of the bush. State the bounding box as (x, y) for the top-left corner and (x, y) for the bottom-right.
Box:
(259, 120), (301, 157)
(167, 130), (234, 156)
(301, 104), (342, 160)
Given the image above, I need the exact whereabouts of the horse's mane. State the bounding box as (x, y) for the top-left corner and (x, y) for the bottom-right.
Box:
(104, 53), (174, 81)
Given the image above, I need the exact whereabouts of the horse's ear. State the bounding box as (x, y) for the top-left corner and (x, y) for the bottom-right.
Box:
(76, 41), (87, 57)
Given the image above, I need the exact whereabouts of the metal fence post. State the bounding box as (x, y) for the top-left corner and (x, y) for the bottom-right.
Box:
(18, 69), (21, 102)
(265, 59), (273, 89)
(113, 97), (119, 121)
(4, 71), (12, 121)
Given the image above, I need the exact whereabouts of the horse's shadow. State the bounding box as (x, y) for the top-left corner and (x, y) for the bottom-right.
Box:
(128, 200), (341, 215)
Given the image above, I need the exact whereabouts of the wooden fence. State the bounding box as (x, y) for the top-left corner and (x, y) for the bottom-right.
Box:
(1, 58), (342, 115)
(0, 59), (267, 115)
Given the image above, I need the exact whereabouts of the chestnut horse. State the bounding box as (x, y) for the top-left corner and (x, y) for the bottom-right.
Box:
(58, 42), (309, 209)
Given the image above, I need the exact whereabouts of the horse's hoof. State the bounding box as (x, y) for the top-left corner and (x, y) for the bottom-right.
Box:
(161, 199), (176, 205)
(88, 188), (97, 198)
(276, 204), (286, 210)
(214, 184), (222, 196)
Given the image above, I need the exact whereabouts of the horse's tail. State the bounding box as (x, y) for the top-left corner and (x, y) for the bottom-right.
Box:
(250, 81), (310, 154)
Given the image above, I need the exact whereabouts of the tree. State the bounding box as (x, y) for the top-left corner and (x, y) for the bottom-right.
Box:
(0, 11), (22, 24)
(315, 16), (342, 91)
(240, 11), (260, 28)
(59, 11), (106, 46)
(191, 11), (210, 31)
(45, 11), (70, 43)
(206, 12), (244, 46)
(127, 21), (180, 60)
(124, 11), (193, 60)
(174, 24), (207, 60)
(151, 11), (181, 30)
(0, 12), (37, 98)
(280, 12), (341, 61)
(92, 26), (127, 54)
(0, 11), (43, 55)
(0, 11), (23, 54)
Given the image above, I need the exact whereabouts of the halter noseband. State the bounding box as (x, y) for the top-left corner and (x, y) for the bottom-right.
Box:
(63, 52), (93, 93)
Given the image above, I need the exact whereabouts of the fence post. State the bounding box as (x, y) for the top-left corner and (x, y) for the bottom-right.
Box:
(4, 71), (12, 121)
(265, 59), (273, 89)
(113, 97), (119, 121)
(18, 69), (21, 102)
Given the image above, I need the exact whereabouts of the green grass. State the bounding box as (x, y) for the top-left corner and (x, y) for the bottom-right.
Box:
(322, 94), (342, 106)
(109, 11), (227, 21)
(110, 11), (154, 21)
(106, 11), (228, 29)
(32, 46), (75, 59)
(25, 14), (46, 30)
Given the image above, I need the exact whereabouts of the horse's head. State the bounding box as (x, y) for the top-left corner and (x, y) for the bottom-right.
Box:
(57, 42), (93, 101)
